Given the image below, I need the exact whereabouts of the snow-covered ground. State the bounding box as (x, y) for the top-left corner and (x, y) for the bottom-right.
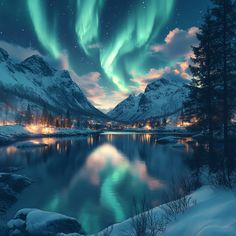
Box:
(0, 125), (100, 145)
(6, 186), (236, 236)
(94, 186), (236, 236)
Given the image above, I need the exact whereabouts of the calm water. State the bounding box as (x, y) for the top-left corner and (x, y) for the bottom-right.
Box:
(0, 132), (194, 233)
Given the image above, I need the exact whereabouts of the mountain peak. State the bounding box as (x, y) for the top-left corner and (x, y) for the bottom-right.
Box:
(0, 48), (105, 119)
(145, 78), (170, 93)
(60, 70), (71, 78)
(21, 55), (55, 76)
(0, 48), (9, 62)
(108, 77), (188, 122)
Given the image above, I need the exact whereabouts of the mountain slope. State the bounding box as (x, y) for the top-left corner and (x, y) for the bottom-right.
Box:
(108, 78), (188, 122)
(0, 48), (105, 119)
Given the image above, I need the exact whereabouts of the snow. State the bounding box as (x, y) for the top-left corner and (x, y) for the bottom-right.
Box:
(164, 187), (236, 236)
(92, 186), (236, 236)
(108, 78), (189, 122)
(8, 208), (82, 236)
(0, 47), (104, 118)
(7, 186), (235, 236)
(0, 124), (100, 145)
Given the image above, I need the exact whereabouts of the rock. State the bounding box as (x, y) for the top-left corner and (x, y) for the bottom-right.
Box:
(0, 48), (9, 62)
(8, 208), (83, 236)
(0, 173), (31, 214)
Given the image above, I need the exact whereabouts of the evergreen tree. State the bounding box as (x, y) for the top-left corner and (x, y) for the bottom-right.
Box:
(162, 118), (167, 126)
(41, 104), (49, 126)
(184, 11), (218, 138)
(25, 104), (32, 124)
(66, 109), (72, 128)
(55, 118), (60, 128)
(210, 0), (236, 155)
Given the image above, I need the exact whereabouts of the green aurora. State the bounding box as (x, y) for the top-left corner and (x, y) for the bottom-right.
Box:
(27, 0), (61, 59)
(26, 0), (175, 92)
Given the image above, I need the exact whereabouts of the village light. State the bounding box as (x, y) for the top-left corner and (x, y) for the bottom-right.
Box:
(25, 124), (55, 134)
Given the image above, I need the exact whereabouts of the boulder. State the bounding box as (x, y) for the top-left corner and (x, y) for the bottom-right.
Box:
(0, 173), (31, 214)
(8, 208), (83, 236)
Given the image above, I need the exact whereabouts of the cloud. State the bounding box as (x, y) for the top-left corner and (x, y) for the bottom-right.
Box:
(71, 71), (104, 98)
(150, 27), (199, 61)
(0, 41), (41, 62)
(131, 67), (171, 92)
(129, 27), (199, 93)
(71, 71), (130, 112)
(91, 90), (129, 113)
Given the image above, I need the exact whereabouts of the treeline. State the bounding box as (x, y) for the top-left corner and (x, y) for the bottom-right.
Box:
(184, 0), (236, 157)
(16, 104), (73, 128)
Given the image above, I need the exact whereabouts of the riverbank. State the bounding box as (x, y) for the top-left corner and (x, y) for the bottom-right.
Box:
(5, 185), (236, 236)
(98, 185), (236, 236)
(0, 125), (100, 146)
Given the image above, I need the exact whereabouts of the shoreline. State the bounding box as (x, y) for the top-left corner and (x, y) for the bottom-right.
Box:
(0, 125), (101, 147)
(0, 124), (195, 147)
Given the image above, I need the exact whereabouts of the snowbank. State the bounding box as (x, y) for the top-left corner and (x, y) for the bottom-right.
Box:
(95, 186), (236, 236)
(7, 186), (236, 236)
(8, 208), (83, 236)
(0, 125), (100, 145)
(164, 186), (236, 236)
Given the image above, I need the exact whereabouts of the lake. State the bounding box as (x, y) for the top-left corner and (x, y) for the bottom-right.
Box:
(0, 132), (195, 234)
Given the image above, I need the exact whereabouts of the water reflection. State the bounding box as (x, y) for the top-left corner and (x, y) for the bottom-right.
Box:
(0, 133), (192, 234)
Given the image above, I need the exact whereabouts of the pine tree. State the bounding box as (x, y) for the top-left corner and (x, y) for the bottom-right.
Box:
(184, 11), (218, 138)
(211, 0), (236, 155)
(41, 104), (49, 126)
(25, 104), (32, 124)
(66, 109), (72, 128)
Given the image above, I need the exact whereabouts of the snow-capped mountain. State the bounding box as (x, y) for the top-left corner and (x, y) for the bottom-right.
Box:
(0, 48), (105, 119)
(108, 78), (189, 122)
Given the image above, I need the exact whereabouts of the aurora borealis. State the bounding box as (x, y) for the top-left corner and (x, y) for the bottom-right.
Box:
(0, 0), (210, 111)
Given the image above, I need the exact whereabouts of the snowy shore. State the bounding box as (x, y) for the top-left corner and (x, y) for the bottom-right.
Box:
(0, 125), (100, 145)
(6, 185), (236, 236)
(85, 186), (235, 236)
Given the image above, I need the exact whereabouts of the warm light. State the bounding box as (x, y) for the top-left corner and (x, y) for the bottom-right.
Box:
(177, 117), (199, 127)
(0, 121), (17, 126)
(6, 146), (17, 154)
(87, 136), (94, 145)
(144, 124), (152, 130)
(177, 122), (192, 127)
(25, 124), (55, 134)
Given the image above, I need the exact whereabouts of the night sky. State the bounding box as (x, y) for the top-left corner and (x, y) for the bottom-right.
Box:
(0, 0), (211, 111)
